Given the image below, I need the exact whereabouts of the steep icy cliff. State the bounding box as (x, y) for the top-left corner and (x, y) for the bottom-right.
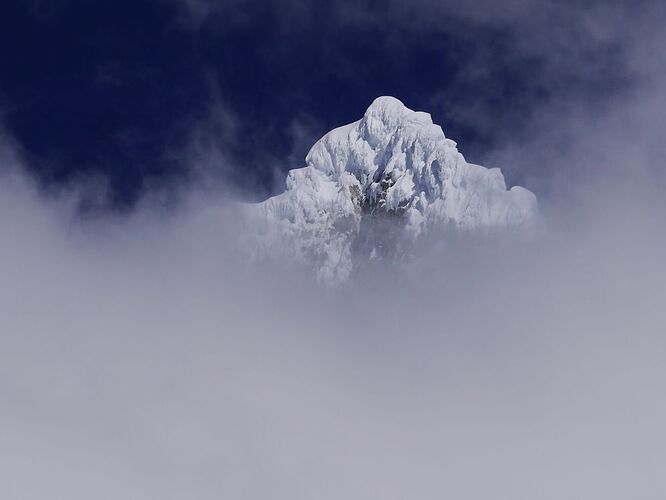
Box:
(244, 97), (537, 284)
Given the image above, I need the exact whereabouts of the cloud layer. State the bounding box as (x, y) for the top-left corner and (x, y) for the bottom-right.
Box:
(2, 120), (666, 500)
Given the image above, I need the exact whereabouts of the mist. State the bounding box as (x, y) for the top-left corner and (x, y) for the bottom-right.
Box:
(2, 133), (666, 499)
(3, 1), (666, 498)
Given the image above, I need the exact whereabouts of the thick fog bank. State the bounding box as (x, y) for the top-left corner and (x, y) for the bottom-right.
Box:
(1, 157), (666, 498)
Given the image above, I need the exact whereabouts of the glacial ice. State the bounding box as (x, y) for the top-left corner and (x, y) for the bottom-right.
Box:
(243, 96), (538, 285)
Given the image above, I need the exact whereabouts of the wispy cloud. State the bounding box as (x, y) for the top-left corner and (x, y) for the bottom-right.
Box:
(164, 0), (638, 197)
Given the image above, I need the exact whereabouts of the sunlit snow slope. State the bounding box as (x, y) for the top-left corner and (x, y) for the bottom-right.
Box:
(244, 97), (537, 285)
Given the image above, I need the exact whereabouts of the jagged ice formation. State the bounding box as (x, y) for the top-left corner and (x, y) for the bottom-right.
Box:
(243, 97), (538, 285)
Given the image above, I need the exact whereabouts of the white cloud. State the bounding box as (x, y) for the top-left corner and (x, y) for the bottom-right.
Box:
(2, 122), (666, 499)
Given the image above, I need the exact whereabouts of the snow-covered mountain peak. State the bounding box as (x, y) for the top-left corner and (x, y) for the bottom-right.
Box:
(358, 96), (413, 146)
(244, 97), (538, 285)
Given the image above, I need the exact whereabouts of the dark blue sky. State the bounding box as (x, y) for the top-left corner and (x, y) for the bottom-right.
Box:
(1, 0), (626, 207)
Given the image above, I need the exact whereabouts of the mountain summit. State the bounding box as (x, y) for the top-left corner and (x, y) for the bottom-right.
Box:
(244, 97), (538, 284)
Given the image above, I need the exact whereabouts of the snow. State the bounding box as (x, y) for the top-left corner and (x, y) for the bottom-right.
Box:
(243, 96), (538, 285)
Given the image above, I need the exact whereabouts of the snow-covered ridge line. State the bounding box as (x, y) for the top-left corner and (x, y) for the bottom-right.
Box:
(243, 96), (538, 285)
